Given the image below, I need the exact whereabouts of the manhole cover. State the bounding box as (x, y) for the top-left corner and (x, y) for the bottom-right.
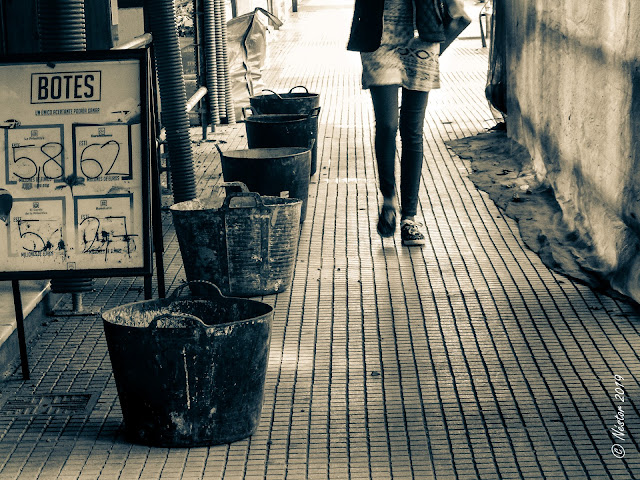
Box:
(0, 393), (98, 416)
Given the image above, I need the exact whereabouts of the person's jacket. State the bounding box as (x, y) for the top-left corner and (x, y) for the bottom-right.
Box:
(346, 0), (445, 52)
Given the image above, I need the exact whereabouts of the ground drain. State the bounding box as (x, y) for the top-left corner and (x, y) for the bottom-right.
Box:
(0, 393), (98, 416)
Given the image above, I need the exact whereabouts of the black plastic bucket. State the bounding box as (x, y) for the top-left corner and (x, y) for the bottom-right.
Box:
(170, 182), (302, 297)
(250, 86), (320, 115)
(244, 108), (319, 176)
(101, 281), (273, 447)
(218, 145), (311, 222)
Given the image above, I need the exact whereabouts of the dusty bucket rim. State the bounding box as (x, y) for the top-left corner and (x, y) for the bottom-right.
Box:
(250, 92), (319, 100)
(219, 147), (311, 160)
(244, 113), (310, 123)
(101, 281), (274, 329)
(169, 194), (303, 212)
(101, 297), (274, 329)
(168, 198), (213, 212)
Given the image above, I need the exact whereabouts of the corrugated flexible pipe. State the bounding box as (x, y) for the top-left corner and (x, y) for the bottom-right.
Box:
(217, 0), (235, 124)
(38, 0), (92, 309)
(38, 0), (86, 52)
(213, 0), (226, 120)
(203, 0), (220, 125)
(145, 0), (196, 203)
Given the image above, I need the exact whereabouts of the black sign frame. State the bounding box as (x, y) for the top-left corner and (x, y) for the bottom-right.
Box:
(0, 49), (153, 281)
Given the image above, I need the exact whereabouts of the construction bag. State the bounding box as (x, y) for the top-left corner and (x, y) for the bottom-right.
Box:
(226, 8), (283, 120)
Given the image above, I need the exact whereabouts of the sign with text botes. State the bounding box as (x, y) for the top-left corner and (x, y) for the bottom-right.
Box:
(0, 50), (152, 280)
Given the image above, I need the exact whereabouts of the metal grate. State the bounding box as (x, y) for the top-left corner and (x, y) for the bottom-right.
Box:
(0, 393), (97, 416)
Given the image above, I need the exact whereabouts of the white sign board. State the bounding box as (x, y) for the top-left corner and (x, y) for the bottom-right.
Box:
(0, 51), (151, 280)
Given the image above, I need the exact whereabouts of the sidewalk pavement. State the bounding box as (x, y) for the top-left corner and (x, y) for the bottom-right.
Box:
(0, 1), (638, 479)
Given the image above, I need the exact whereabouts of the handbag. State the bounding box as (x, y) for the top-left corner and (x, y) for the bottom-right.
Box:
(440, 0), (472, 54)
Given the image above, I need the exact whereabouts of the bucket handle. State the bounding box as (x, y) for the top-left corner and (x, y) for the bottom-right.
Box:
(214, 142), (225, 158)
(221, 182), (269, 211)
(149, 312), (208, 330)
(308, 106), (321, 117)
(242, 106), (254, 118)
(288, 85), (309, 94)
(170, 280), (226, 302)
(260, 89), (283, 99)
(222, 190), (266, 211)
(221, 181), (250, 195)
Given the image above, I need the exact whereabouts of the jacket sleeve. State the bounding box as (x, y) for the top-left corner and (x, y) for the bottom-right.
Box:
(346, 0), (385, 52)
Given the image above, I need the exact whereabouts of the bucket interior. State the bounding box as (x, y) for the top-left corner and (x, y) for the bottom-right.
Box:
(261, 197), (302, 207)
(169, 198), (221, 212)
(253, 92), (318, 101)
(246, 114), (308, 124)
(220, 147), (310, 160)
(103, 299), (273, 328)
(170, 193), (302, 212)
(169, 196), (262, 213)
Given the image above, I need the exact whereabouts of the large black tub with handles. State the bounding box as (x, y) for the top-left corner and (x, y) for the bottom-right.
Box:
(218, 145), (311, 222)
(101, 281), (273, 447)
(249, 86), (321, 175)
(244, 107), (320, 176)
(250, 86), (320, 116)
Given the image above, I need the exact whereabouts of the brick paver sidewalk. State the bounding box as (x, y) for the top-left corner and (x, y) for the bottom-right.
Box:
(0, 1), (638, 479)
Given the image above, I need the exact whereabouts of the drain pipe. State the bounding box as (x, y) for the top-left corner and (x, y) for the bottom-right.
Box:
(145, 0), (197, 203)
(203, 0), (220, 125)
(213, 0), (226, 120)
(38, 0), (92, 312)
(212, 0), (234, 124)
(217, 0), (235, 124)
(38, 0), (86, 51)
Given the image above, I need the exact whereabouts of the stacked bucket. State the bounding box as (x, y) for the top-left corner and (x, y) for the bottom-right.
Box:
(222, 86), (321, 222)
(102, 281), (273, 447)
(104, 88), (321, 448)
(104, 176), (310, 446)
(169, 85), (320, 300)
(246, 86), (320, 177)
(217, 86), (320, 294)
(101, 34), (324, 455)
(108, 87), (321, 447)
(105, 178), (303, 447)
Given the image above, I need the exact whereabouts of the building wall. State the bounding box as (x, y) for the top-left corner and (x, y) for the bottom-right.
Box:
(505, 0), (640, 301)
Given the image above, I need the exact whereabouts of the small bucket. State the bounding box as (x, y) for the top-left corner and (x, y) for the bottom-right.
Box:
(170, 182), (302, 296)
(101, 281), (273, 447)
(218, 145), (311, 222)
(250, 86), (320, 115)
(244, 107), (320, 176)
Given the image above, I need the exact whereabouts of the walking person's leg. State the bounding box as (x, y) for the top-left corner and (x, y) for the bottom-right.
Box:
(398, 87), (429, 245)
(370, 85), (401, 237)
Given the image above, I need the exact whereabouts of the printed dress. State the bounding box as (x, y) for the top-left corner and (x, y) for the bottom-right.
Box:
(360, 0), (440, 91)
